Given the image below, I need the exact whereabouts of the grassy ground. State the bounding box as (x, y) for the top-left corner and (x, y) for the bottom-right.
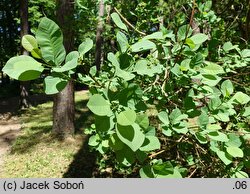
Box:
(1, 91), (96, 178)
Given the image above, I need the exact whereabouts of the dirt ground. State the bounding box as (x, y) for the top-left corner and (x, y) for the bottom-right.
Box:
(0, 94), (52, 172)
(0, 114), (21, 168)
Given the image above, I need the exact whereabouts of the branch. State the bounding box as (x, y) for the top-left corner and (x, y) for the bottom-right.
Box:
(161, 0), (196, 96)
(114, 7), (146, 36)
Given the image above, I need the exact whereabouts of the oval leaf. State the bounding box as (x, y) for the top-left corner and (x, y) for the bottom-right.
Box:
(36, 17), (66, 66)
(117, 31), (128, 53)
(44, 76), (68, 95)
(116, 123), (145, 152)
(2, 55), (44, 81)
(78, 38), (93, 57)
(203, 61), (224, 74)
(139, 136), (161, 152)
(87, 94), (112, 116)
(230, 92), (250, 105)
(21, 35), (38, 52)
(131, 40), (156, 53)
(117, 109), (136, 126)
(226, 146), (244, 158)
(111, 12), (128, 32)
(221, 80), (234, 97)
(190, 33), (208, 45)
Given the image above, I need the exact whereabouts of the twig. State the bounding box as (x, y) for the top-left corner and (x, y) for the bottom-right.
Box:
(149, 150), (165, 159)
(114, 7), (146, 36)
(188, 168), (197, 178)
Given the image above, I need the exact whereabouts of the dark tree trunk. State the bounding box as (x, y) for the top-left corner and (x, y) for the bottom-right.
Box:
(95, 0), (105, 72)
(53, 0), (75, 136)
(19, 0), (31, 109)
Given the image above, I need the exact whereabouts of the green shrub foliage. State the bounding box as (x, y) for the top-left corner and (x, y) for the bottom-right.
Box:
(2, 5), (250, 177)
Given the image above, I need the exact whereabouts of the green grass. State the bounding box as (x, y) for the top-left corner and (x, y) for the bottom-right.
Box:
(1, 91), (96, 178)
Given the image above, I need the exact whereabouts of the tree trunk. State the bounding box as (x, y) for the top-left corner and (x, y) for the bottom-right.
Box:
(53, 0), (75, 136)
(95, 0), (105, 72)
(20, 0), (31, 109)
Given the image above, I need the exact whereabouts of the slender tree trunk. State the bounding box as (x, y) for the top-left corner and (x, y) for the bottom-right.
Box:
(20, 0), (31, 109)
(53, 0), (75, 136)
(95, 0), (105, 72)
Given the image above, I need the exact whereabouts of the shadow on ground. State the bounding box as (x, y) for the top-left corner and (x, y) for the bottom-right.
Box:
(63, 135), (97, 178)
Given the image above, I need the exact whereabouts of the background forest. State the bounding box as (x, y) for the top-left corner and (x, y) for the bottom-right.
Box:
(0, 0), (249, 178)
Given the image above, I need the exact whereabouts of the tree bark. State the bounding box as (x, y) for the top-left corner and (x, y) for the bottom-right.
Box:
(20, 0), (31, 109)
(53, 0), (75, 136)
(95, 0), (105, 72)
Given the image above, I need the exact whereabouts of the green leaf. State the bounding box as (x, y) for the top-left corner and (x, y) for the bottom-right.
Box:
(21, 35), (38, 52)
(208, 131), (229, 142)
(241, 49), (250, 58)
(242, 107), (250, 117)
(36, 17), (66, 66)
(208, 96), (221, 110)
(140, 165), (155, 178)
(172, 122), (188, 134)
(162, 126), (172, 137)
(31, 48), (42, 59)
(117, 31), (128, 53)
(143, 32), (164, 40)
(198, 112), (209, 127)
(195, 132), (208, 144)
(117, 109), (136, 126)
(226, 146), (244, 158)
(146, 126), (156, 136)
(136, 150), (147, 163)
(116, 146), (135, 166)
(116, 68), (135, 81)
(169, 108), (187, 124)
(221, 80), (234, 97)
(214, 110), (230, 122)
(109, 134), (124, 151)
(43, 76), (68, 95)
(95, 115), (114, 132)
(185, 38), (195, 49)
(203, 61), (224, 74)
(53, 51), (79, 72)
(201, 74), (221, 86)
(223, 42), (234, 52)
(78, 38), (93, 57)
(234, 171), (249, 178)
(88, 134), (100, 146)
(158, 111), (170, 126)
(177, 25), (193, 40)
(116, 123), (145, 152)
(136, 114), (149, 129)
(134, 60), (152, 76)
(87, 94), (112, 116)
(190, 53), (203, 68)
(107, 52), (120, 68)
(3, 55), (44, 81)
(140, 136), (160, 151)
(163, 167), (183, 178)
(230, 92), (250, 105)
(190, 33), (208, 45)
(216, 150), (233, 165)
(108, 52), (134, 81)
(111, 12), (128, 31)
(131, 40), (156, 53)
(225, 134), (242, 147)
(153, 161), (174, 175)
